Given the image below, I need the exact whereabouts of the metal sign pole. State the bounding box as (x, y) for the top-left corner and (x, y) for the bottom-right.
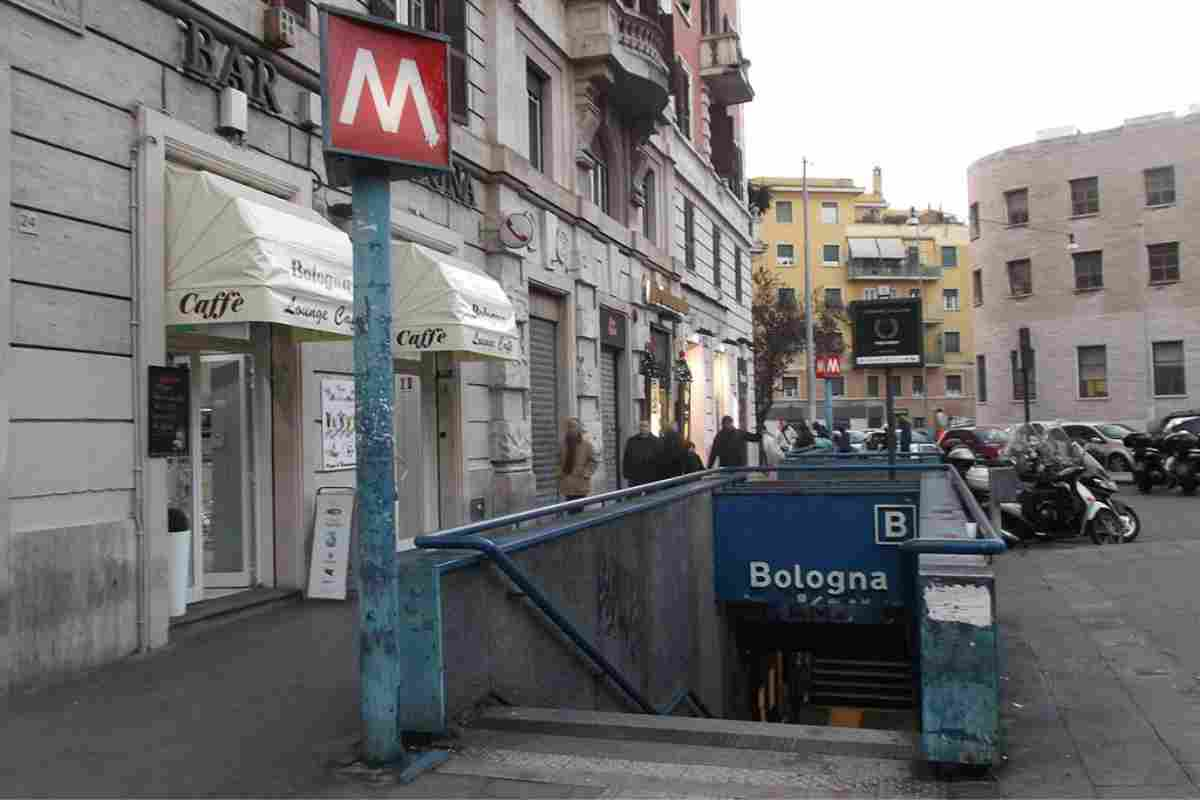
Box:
(886, 366), (896, 480)
(352, 167), (402, 765)
(824, 378), (834, 433)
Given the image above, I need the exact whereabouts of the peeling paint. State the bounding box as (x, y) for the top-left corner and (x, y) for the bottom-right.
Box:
(924, 583), (991, 627)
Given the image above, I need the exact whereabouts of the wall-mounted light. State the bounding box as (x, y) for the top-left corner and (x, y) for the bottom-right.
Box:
(1067, 233), (1080, 251)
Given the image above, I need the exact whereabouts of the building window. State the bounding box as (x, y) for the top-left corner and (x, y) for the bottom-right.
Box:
(943, 288), (960, 312)
(977, 355), (988, 403)
(888, 375), (902, 397)
(912, 375), (925, 398)
(782, 377), (798, 397)
(822, 244), (840, 265)
(1007, 259), (1032, 296)
(1153, 340), (1186, 397)
(824, 287), (842, 309)
(973, 269), (983, 306)
(1070, 177), (1099, 216)
(700, 0), (719, 34)
(1148, 242), (1180, 284)
(909, 288), (921, 299)
(674, 57), (693, 141)
(946, 374), (963, 397)
(777, 287), (796, 306)
(1145, 166), (1176, 206)
(776, 200), (793, 223)
(684, 198), (696, 271)
(282, 0), (309, 26)
(527, 64), (546, 172)
(944, 331), (961, 353)
(406, 0), (442, 30)
(906, 244), (920, 267)
(829, 377), (845, 396)
(712, 225), (722, 291)
(446, 0), (467, 121)
(942, 246), (958, 267)
(821, 202), (839, 224)
(1077, 345), (1108, 399)
(734, 247), (743, 303)
(969, 202), (980, 239)
(1073, 250), (1103, 290)
(1010, 349), (1037, 400)
(776, 242), (795, 266)
(642, 171), (656, 242)
(589, 154), (610, 214)
(1005, 188), (1029, 225)
(914, 416), (926, 429)
(867, 375), (880, 397)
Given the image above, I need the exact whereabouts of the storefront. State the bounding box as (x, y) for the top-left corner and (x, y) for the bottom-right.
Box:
(598, 307), (627, 491)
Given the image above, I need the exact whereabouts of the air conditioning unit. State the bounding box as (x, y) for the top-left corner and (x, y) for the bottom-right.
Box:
(218, 87), (248, 136)
(298, 90), (322, 131)
(777, 257), (794, 266)
(264, 4), (299, 50)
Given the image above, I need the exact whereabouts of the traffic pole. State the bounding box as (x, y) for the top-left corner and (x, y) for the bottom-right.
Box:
(352, 166), (402, 765)
(824, 378), (834, 433)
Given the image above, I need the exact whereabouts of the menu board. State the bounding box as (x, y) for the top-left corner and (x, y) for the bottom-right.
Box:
(148, 365), (190, 457)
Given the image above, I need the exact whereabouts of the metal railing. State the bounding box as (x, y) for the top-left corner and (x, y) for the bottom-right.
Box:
(848, 261), (944, 280)
(415, 471), (738, 717)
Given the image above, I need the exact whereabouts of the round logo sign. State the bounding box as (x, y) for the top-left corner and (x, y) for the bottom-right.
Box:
(874, 317), (900, 340)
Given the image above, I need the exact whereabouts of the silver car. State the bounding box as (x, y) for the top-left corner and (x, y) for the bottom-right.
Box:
(1060, 422), (1138, 473)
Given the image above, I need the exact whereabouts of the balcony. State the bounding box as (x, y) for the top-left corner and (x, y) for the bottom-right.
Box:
(700, 26), (754, 106)
(847, 260), (943, 281)
(567, 0), (671, 124)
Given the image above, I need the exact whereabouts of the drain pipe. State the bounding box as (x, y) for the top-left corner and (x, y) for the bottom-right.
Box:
(129, 131), (156, 653)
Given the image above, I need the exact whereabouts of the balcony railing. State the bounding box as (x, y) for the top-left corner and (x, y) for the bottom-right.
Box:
(699, 22), (753, 106)
(616, 1), (668, 71)
(848, 260), (943, 280)
(567, 1), (670, 121)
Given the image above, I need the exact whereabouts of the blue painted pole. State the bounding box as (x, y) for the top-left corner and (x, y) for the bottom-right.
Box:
(352, 167), (401, 766)
(824, 378), (833, 432)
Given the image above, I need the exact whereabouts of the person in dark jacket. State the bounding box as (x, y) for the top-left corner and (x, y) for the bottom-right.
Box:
(835, 426), (852, 453)
(898, 416), (913, 453)
(706, 416), (762, 468)
(622, 420), (661, 486)
(683, 440), (705, 473)
(657, 427), (691, 479)
(793, 420), (815, 450)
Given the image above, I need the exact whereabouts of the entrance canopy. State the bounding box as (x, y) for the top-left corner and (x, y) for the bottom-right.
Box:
(392, 243), (519, 362)
(847, 237), (905, 260)
(165, 166), (354, 337)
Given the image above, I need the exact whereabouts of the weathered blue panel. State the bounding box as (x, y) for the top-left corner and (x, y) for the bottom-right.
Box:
(918, 572), (999, 766)
(396, 553), (446, 734)
(713, 485), (920, 624)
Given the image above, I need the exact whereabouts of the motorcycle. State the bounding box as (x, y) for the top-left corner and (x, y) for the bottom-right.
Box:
(999, 424), (1129, 545)
(1125, 430), (1200, 495)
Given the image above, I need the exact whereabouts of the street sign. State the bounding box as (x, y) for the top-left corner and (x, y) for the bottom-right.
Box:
(851, 298), (924, 367)
(815, 354), (841, 379)
(320, 8), (451, 184)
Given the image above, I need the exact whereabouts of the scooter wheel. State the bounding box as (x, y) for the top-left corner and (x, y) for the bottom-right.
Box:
(1181, 476), (1198, 496)
(1089, 508), (1125, 545)
(1110, 500), (1140, 543)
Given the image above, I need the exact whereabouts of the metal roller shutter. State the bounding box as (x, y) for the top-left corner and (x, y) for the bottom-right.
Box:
(530, 316), (560, 506)
(600, 348), (619, 492)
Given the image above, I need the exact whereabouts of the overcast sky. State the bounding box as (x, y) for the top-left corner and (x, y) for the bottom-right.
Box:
(741, 1), (1200, 218)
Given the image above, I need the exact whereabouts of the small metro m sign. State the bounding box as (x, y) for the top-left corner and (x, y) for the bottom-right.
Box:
(815, 354), (842, 380)
(320, 8), (451, 184)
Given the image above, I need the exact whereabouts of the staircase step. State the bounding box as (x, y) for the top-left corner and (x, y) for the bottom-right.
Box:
(471, 706), (918, 761)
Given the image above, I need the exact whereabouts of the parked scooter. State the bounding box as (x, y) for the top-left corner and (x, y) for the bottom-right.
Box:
(1125, 430), (1200, 495)
(1078, 447), (1140, 542)
(999, 424), (1129, 545)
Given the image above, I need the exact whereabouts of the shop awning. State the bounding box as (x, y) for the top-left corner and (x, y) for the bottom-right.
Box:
(847, 237), (905, 260)
(392, 242), (519, 362)
(165, 166), (354, 337)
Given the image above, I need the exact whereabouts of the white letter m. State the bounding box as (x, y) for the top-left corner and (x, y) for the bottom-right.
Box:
(338, 48), (441, 147)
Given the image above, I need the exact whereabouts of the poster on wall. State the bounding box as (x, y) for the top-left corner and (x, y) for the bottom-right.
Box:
(321, 377), (356, 470)
(307, 488), (356, 600)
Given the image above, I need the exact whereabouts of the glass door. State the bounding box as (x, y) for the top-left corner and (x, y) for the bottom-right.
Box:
(200, 355), (254, 590)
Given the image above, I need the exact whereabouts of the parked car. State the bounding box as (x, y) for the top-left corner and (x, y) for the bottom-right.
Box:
(1159, 411), (1200, 436)
(939, 426), (1010, 460)
(908, 430), (942, 456)
(1060, 422), (1138, 473)
(846, 429), (867, 452)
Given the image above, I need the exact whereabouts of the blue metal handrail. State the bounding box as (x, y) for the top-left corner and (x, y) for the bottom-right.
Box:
(414, 471), (736, 718)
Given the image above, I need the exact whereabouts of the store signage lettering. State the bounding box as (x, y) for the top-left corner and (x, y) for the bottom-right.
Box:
(748, 562), (890, 593)
(292, 259), (352, 294)
(851, 298), (923, 367)
(647, 283), (689, 315)
(396, 327), (448, 349)
(471, 331), (515, 353)
(178, 290), (245, 320)
(470, 303), (507, 323)
(183, 20), (282, 113)
(417, 164), (476, 208)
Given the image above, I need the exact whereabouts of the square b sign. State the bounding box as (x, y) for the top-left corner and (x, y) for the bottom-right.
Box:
(321, 8), (452, 172)
(875, 504), (917, 545)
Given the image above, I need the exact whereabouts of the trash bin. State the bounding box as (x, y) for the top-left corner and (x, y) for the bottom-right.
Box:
(168, 507), (191, 618)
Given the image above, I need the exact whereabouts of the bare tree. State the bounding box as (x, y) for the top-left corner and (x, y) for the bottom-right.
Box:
(751, 265), (847, 432)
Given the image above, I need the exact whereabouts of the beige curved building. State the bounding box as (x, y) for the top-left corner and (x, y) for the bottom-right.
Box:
(968, 112), (1200, 430)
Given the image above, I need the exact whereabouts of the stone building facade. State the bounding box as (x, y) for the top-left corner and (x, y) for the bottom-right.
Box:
(968, 112), (1200, 430)
(0, 0), (755, 692)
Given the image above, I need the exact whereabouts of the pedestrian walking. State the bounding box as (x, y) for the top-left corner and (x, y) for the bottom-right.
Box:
(657, 426), (691, 479)
(683, 440), (705, 473)
(559, 417), (597, 510)
(707, 415), (762, 469)
(935, 408), (948, 442)
(899, 416), (913, 453)
(835, 425), (852, 453)
(622, 420), (661, 487)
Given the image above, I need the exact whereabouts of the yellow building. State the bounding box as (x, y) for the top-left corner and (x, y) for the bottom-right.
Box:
(751, 168), (976, 431)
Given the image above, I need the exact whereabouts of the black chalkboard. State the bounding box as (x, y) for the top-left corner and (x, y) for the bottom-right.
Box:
(148, 365), (190, 457)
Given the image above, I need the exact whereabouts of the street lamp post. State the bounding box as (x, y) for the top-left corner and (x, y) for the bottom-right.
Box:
(802, 158), (816, 424)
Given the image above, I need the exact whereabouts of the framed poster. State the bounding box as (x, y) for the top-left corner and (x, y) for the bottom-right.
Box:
(306, 488), (356, 600)
(850, 298), (924, 367)
(321, 377), (356, 470)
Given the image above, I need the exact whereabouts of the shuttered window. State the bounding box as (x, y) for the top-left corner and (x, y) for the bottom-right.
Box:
(529, 316), (560, 505)
(600, 349), (620, 491)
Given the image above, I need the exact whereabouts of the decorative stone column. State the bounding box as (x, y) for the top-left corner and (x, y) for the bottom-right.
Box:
(700, 85), (714, 165)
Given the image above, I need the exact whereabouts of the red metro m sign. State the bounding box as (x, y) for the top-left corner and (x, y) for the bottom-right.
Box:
(815, 355), (842, 380)
(320, 8), (451, 183)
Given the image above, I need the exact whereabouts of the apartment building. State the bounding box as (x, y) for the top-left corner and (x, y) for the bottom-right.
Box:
(0, 0), (754, 691)
(751, 169), (976, 430)
(969, 112), (1200, 429)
